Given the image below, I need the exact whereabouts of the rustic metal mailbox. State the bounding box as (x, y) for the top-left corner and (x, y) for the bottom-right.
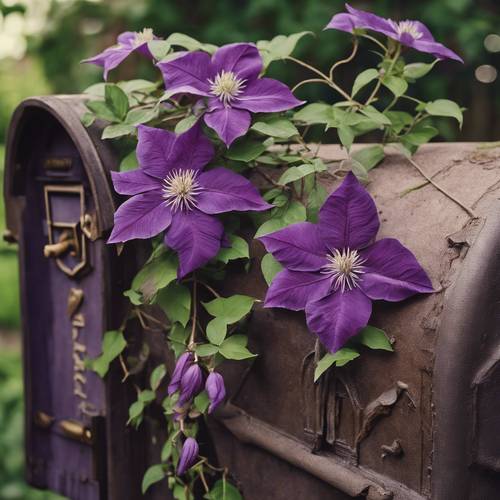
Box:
(5, 95), (500, 500)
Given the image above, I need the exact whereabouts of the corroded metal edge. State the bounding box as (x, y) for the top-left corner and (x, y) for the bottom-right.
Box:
(216, 403), (425, 500)
(433, 205), (500, 499)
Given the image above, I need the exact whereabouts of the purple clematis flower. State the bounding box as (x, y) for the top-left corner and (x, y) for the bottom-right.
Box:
(158, 43), (304, 146)
(168, 351), (193, 396)
(177, 363), (204, 406)
(177, 437), (199, 476)
(108, 123), (271, 278)
(205, 371), (226, 414)
(259, 172), (433, 353)
(82, 29), (157, 79)
(325, 4), (463, 62)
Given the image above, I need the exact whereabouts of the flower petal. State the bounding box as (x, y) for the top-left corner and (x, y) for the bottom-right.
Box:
(345, 3), (396, 37)
(409, 39), (463, 62)
(324, 12), (360, 33)
(117, 31), (136, 46)
(136, 123), (214, 179)
(259, 222), (328, 272)
(165, 210), (224, 278)
(359, 238), (434, 301)
(305, 288), (372, 353)
(264, 269), (331, 311)
(212, 43), (262, 81)
(204, 107), (251, 147)
(235, 78), (304, 113)
(82, 46), (132, 80)
(108, 190), (172, 243)
(159, 51), (211, 97)
(319, 172), (379, 250)
(111, 169), (160, 195)
(196, 167), (272, 214)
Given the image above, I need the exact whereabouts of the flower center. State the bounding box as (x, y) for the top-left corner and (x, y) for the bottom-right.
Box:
(162, 169), (202, 212)
(208, 70), (246, 105)
(322, 248), (366, 293)
(392, 20), (423, 40)
(133, 28), (154, 47)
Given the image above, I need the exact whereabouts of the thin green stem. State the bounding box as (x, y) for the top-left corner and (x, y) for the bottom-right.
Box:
(365, 43), (401, 106)
(292, 78), (331, 93)
(189, 277), (197, 352)
(360, 33), (388, 52)
(329, 37), (358, 82)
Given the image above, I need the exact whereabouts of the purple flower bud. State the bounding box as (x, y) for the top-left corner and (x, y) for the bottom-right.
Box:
(178, 363), (203, 406)
(168, 352), (193, 396)
(205, 371), (226, 414)
(177, 437), (199, 476)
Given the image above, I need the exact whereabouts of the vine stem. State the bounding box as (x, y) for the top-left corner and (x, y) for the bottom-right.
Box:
(359, 33), (388, 52)
(395, 147), (477, 218)
(365, 44), (400, 106)
(189, 277), (198, 355)
(199, 281), (220, 298)
(291, 78), (331, 93)
(285, 56), (354, 103)
(329, 37), (358, 82)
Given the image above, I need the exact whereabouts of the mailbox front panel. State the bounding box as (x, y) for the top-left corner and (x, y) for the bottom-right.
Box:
(15, 109), (107, 499)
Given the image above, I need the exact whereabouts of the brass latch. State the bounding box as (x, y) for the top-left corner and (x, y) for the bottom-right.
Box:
(43, 229), (77, 258)
(59, 419), (93, 444)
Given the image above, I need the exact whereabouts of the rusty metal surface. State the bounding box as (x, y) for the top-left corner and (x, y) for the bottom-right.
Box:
(6, 95), (500, 499)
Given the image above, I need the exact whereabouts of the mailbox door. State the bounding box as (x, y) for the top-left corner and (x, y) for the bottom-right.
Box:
(12, 107), (108, 499)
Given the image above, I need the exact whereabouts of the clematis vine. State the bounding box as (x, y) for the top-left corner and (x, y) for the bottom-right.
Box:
(259, 173), (433, 353)
(108, 123), (271, 278)
(326, 4), (463, 62)
(82, 29), (157, 79)
(158, 43), (304, 146)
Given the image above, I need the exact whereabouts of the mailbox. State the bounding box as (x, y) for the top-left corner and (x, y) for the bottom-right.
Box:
(5, 95), (500, 500)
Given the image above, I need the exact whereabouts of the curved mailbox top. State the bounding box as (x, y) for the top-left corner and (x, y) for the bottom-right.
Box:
(4, 95), (117, 242)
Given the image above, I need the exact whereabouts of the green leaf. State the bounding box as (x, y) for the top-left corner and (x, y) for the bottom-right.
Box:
(425, 99), (463, 127)
(386, 111), (413, 134)
(102, 123), (135, 139)
(355, 326), (393, 351)
(351, 145), (384, 171)
(131, 248), (178, 303)
(150, 364), (167, 391)
(86, 100), (117, 122)
(105, 84), (129, 121)
(206, 317), (228, 345)
(251, 118), (299, 139)
(216, 235), (249, 264)
(166, 33), (217, 53)
(125, 107), (157, 126)
(351, 68), (379, 97)
(84, 82), (106, 96)
(260, 253), (283, 286)
(127, 400), (144, 426)
(403, 121), (438, 146)
(161, 439), (173, 461)
(81, 111), (95, 127)
(359, 105), (391, 125)
(175, 115), (197, 134)
(205, 479), (243, 500)
(123, 289), (142, 305)
(196, 343), (220, 357)
(403, 61), (436, 80)
(142, 464), (166, 494)
(225, 138), (270, 162)
(255, 200), (306, 237)
(314, 348), (360, 381)
(156, 283), (191, 327)
(147, 40), (171, 60)
(382, 75), (408, 97)
(87, 330), (126, 378)
(219, 336), (256, 360)
(118, 79), (157, 94)
(120, 150), (138, 172)
(194, 391), (210, 413)
(277, 160), (326, 185)
(139, 389), (156, 404)
(338, 126), (354, 150)
(293, 103), (333, 125)
(307, 183), (328, 222)
(203, 295), (255, 324)
(257, 31), (312, 68)
(169, 323), (191, 357)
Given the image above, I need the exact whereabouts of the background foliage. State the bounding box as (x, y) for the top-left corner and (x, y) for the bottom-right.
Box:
(0, 0), (498, 498)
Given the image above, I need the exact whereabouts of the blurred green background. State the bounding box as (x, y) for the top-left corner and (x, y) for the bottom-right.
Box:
(0, 0), (498, 498)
